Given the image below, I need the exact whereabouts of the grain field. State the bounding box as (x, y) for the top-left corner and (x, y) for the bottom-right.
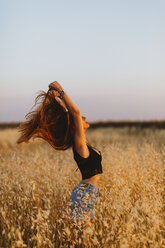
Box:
(0, 127), (165, 247)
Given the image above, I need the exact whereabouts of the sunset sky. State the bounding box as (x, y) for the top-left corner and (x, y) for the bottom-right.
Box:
(1, 0), (165, 122)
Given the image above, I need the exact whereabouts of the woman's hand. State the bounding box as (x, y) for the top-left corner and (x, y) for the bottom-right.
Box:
(52, 90), (61, 98)
(49, 81), (67, 109)
(49, 81), (64, 93)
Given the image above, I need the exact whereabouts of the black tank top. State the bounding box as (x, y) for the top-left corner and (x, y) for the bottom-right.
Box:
(72, 143), (103, 180)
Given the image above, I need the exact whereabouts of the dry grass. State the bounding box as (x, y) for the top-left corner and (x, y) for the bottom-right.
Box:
(0, 127), (165, 247)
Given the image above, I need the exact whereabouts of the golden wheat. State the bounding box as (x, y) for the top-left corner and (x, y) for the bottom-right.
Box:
(0, 127), (165, 247)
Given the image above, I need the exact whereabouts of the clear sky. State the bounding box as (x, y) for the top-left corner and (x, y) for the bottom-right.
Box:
(1, 0), (165, 122)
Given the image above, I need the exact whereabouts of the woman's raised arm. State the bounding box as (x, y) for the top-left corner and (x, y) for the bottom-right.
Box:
(49, 81), (89, 158)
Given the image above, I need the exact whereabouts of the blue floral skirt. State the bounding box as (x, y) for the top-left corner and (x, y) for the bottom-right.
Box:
(68, 180), (100, 220)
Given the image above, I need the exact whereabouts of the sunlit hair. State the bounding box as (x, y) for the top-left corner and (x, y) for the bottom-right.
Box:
(17, 89), (74, 150)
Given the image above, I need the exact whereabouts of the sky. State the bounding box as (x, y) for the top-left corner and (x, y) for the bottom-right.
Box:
(0, 0), (165, 122)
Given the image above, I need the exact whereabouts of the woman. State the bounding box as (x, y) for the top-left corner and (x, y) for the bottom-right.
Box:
(17, 81), (103, 221)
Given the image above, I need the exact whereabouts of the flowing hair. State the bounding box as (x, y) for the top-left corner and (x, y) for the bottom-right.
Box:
(16, 89), (74, 150)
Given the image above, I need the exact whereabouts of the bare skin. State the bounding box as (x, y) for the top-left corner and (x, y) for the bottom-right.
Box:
(74, 116), (101, 186)
(49, 81), (101, 187)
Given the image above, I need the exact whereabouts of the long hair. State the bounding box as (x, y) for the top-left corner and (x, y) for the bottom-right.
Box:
(17, 89), (74, 150)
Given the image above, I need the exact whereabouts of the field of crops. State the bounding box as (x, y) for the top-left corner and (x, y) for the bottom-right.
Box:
(0, 127), (165, 247)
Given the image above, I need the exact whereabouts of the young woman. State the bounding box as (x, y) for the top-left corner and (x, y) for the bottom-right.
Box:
(17, 81), (103, 221)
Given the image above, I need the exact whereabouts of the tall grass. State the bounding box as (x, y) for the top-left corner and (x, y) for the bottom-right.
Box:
(0, 127), (165, 247)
